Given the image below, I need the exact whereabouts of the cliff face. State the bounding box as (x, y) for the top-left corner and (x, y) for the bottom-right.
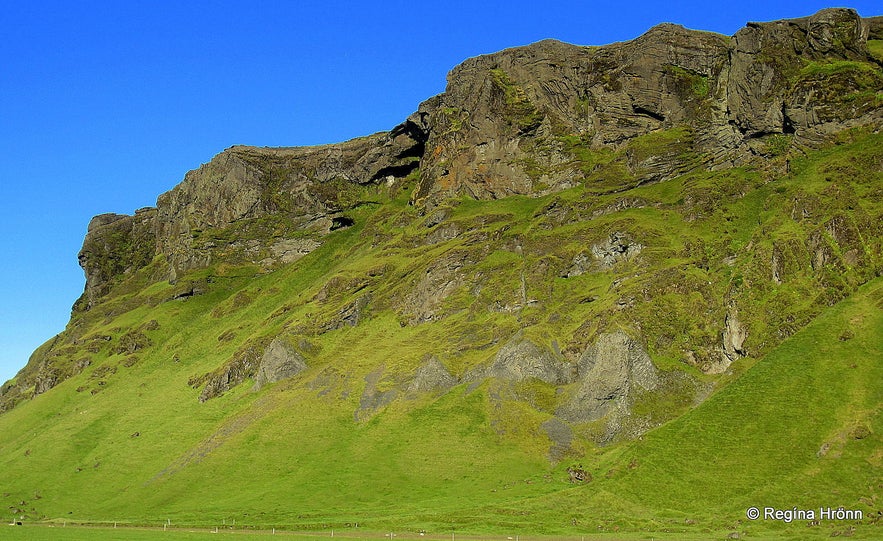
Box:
(153, 127), (424, 280)
(413, 8), (882, 205)
(76, 210), (157, 309)
(3, 8), (882, 437)
(76, 123), (426, 297)
(2, 9), (882, 533)
(73, 8), (881, 303)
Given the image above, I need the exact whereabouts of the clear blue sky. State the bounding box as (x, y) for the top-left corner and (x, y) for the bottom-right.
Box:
(1, 1), (880, 384)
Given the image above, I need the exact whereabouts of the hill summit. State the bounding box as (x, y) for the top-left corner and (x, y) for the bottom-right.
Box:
(1, 7), (881, 537)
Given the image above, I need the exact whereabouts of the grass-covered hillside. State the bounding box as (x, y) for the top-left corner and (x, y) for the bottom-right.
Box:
(0, 123), (880, 539)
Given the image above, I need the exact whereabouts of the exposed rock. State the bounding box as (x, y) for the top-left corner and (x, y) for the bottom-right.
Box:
(411, 28), (733, 207)
(729, 9), (875, 138)
(411, 9), (881, 207)
(167, 282), (206, 301)
(77, 155), (350, 303)
(807, 229), (835, 271)
(424, 222), (461, 245)
(268, 238), (321, 265)
(591, 197), (648, 218)
(542, 417), (574, 461)
(469, 333), (571, 385)
(423, 208), (451, 228)
(308, 366), (349, 398)
(718, 309), (748, 372)
(565, 464), (591, 483)
(192, 344), (263, 402)
(591, 232), (643, 270)
(252, 338), (308, 391)
(322, 294), (371, 332)
(114, 330), (151, 355)
(33, 364), (59, 396)
(771, 243), (785, 284)
(401, 253), (469, 324)
(561, 253), (591, 278)
(356, 365), (398, 421)
(151, 121), (425, 279)
(558, 331), (658, 423)
(563, 232), (643, 278)
(76, 209), (157, 310)
(313, 275), (369, 303)
(407, 355), (457, 394)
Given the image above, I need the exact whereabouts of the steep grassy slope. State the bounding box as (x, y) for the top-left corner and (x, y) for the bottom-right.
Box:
(513, 276), (883, 538)
(0, 125), (880, 538)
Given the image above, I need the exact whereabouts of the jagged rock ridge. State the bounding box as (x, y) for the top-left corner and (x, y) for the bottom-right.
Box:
(412, 9), (883, 206)
(74, 8), (882, 306)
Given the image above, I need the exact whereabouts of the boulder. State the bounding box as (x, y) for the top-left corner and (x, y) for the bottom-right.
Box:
(252, 338), (308, 391)
(591, 232), (643, 270)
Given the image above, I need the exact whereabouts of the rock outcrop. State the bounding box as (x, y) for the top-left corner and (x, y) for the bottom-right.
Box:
(252, 338), (308, 391)
(468, 334), (571, 385)
(562, 231), (644, 277)
(75, 8), (881, 306)
(461, 331), (663, 444)
(411, 8), (882, 207)
(79, 124), (426, 302)
(728, 9), (876, 139)
(356, 365), (398, 421)
(76, 209), (157, 310)
(155, 129), (424, 280)
(190, 344), (263, 402)
(719, 309), (748, 372)
(558, 331), (659, 423)
(407, 355), (458, 394)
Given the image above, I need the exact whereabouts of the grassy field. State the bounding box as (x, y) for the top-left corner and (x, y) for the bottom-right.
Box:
(0, 525), (766, 541)
(0, 130), (880, 539)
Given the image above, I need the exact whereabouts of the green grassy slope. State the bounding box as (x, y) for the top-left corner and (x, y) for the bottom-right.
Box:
(514, 276), (882, 538)
(0, 130), (880, 538)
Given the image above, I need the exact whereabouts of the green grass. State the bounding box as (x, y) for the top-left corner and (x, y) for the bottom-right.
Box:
(799, 59), (881, 78)
(869, 40), (883, 63)
(664, 65), (709, 98)
(0, 129), (881, 538)
(0, 524), (803, 540)
(488, 68), (543, 133)
(493, 277), (882, 538)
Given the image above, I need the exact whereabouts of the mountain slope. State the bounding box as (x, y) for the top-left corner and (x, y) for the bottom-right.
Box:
(0, 7), (881, 537)
(496, 275), (883, 538)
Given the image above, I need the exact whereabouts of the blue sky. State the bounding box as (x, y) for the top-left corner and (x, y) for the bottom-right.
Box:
(1, 1), (880, 384)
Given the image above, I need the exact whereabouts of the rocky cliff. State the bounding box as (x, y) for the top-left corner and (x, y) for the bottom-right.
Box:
(412, 8), (883, 205)
(73, 8), (882, 305)
(3, 8), (882, 449)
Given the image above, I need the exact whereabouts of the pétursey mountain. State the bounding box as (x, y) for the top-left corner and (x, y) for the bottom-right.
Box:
(1, 8), (881, 536)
